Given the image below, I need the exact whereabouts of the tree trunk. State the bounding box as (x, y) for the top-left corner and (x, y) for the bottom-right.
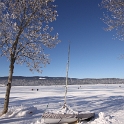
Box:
(1, 58), (14, 115)
(2, 83), (11, 114)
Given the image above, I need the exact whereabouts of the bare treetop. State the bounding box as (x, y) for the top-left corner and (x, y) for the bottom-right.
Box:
(0, 0), (60, 72)
(101, 0), (124, 41)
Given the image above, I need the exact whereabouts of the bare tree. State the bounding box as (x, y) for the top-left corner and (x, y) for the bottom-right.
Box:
(0, 0), (60, 115)
(101, 0), (124, 41)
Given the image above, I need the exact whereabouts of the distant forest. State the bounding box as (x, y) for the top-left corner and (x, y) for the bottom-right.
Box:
(0, 76), (124, 86)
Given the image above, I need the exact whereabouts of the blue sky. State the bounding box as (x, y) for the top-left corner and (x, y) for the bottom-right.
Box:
(1, 0), (124, 79)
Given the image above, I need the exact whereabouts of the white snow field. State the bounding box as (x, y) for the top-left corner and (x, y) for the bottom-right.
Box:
(0, 84), (124, 124)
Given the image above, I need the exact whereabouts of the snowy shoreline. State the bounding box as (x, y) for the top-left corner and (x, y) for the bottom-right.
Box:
(0, 84), (124, 124)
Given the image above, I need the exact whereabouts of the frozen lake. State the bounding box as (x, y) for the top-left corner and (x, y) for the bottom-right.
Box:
(0, 84), (124, 124)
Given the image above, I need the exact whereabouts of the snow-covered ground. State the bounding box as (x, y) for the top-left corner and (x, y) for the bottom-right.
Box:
(0, 84), (124, 124)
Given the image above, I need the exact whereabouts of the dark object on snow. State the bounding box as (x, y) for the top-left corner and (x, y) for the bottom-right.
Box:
(77, 112), (95, 121)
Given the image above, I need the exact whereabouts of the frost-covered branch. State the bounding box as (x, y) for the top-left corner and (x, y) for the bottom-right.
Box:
(101, 0), (124, 41)
(0, 0), (60, 72)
